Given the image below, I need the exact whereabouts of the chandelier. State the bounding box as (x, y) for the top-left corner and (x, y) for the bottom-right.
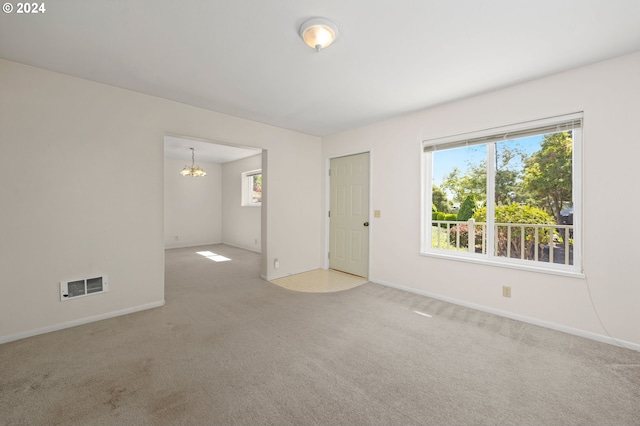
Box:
(180, 147), (206, 177)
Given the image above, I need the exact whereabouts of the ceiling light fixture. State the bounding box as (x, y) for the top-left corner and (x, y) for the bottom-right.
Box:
(180, 147), (206, 177)
(299, 17), (339, 52)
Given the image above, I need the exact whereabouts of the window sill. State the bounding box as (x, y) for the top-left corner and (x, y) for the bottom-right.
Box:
(419, 250), (584, 279)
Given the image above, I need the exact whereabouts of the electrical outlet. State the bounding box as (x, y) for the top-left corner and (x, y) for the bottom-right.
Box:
(274, 258), (279, 269)
(502, 285), (511, 298)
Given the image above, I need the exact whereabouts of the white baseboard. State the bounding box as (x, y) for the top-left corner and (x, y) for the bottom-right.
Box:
(164, 240), (223, 250)
(220, 241), (261, 254)
(263, 267), (323, 282)
(0, 300), (165, 345)
(370, 278), (640, 352)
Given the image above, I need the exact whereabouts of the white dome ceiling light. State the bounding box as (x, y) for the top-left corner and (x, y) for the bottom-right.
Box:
(299, 17), (339, 52)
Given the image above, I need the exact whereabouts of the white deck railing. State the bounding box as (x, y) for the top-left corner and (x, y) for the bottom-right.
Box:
(432, 219), (573, 265)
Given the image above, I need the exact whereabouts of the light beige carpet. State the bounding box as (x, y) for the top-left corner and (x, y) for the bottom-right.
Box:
(2, 244), (640, 425)
(270, 269), (367, 293)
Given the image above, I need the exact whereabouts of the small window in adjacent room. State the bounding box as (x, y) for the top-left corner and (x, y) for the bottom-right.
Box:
(241, 169), (262, 206)
(422, 113), (582, 275)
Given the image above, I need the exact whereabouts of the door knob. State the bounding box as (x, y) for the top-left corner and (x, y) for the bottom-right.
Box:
(363, 222), (369, 227)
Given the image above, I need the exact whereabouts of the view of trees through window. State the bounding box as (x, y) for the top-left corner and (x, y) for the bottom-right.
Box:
(430, 129), (575, 267)
(251, 173), (262, 204)
(241, 170), (262, 206)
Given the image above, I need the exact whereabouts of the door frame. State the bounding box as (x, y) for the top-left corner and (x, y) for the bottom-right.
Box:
(323, 150), (373, 278)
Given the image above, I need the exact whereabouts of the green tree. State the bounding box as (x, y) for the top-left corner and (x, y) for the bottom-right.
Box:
(432, 185), (452, 213)
(253, 174), (262, 191)
(494, 145), (526, 206)
(441, 167), (485, 204)
(523, 132), (572, 223)
(440, 145), (529, 206)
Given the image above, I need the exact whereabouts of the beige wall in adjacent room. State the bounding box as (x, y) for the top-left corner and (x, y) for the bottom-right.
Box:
(321, 52), (640, 349)
(164, 158), (222, 249)
(221, 154), (262, 253)
(0, 59), (322, 343)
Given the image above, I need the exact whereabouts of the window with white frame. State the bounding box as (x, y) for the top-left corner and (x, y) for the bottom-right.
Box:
(241, 169), (262, 206)
(422, 113), (582, 274)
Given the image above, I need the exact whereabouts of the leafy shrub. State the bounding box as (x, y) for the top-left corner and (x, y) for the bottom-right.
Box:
(473, 204), (555, 259)
(449, 221), (484, 251)
(433, 212), (458, 229)
(444, 213), (457, 222)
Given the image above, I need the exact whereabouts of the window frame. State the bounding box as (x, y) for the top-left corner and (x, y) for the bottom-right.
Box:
(241, 169), (262, 207)
(421, 113), (583, 277)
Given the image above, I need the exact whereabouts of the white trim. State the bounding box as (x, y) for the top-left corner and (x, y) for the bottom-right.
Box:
(241, 169), (262, 207)
(572, 126), (584, 273)
(221, 241), (261, 254)
(419, 247), (585, 279)
(370, 278), (639, 352)
(486, 142), (496, 259)
(0, 300), (165, 345)
(420, 145), (432, 258)
(367, 151), (373, 281)
(264, 267), (324, 282)
(165, 240), (223, 250)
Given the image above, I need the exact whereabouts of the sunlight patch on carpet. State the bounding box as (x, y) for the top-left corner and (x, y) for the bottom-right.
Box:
(197, 251), (231, 262)
(270, 269), (367, 293)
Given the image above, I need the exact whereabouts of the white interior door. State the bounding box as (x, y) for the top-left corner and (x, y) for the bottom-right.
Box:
(329, 152), (369, 278)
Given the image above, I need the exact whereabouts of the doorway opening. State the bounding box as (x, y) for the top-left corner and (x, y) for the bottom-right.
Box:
(163, 134), (266, 271)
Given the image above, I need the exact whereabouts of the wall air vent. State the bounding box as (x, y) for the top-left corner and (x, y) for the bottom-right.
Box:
(60, 275), (108, 301)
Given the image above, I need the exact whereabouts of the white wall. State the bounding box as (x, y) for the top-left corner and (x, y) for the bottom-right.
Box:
(0, 59), (322, 343)
(321, 52), (640, 349)
(221, 154), (262, 252)
(164, 158), (222, 249)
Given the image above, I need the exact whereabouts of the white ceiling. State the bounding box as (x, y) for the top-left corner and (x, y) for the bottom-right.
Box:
(164, 136), (260, 164)
(1, 1), (639, 137)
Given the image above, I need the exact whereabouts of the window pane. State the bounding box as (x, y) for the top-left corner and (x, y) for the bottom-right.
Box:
(241, 170), (262, 206)
(431, 145), (486, 253)
(491, 132), (573, 265)
(423, 114), (580, 273)
(252, 174), (262, 204)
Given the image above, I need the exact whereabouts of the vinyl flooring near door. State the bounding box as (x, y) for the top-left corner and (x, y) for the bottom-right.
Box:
(329, 152), (370, 278)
